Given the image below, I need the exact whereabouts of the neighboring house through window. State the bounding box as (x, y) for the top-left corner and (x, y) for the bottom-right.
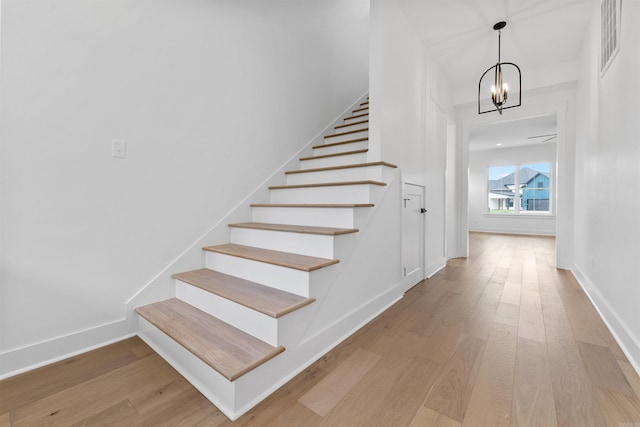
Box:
(487, 162), (551, 214)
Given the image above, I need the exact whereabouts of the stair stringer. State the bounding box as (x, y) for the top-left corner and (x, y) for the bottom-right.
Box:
(227, 168), (404, 419)
(123, 92), (370, 326)
(135, 167), (403, 421)
(131, 94), (407, 421)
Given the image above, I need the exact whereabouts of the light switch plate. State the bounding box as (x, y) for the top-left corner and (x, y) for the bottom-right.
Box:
(112, 140), (126, 159)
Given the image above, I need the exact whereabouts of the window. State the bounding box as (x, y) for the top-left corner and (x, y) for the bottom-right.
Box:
(488, 165), (516, 214)
(487, 162), (552, 215)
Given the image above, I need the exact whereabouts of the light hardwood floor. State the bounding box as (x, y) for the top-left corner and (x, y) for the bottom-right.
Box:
(2, 233), (640, 426)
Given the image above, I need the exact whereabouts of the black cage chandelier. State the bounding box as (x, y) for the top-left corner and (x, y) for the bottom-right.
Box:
(478, 21), (521, 115)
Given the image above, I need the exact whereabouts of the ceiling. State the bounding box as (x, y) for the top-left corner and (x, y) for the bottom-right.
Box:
(397, 0), (595, 98)
(468, 114), (557, 152)
(395, 0), (593, 150)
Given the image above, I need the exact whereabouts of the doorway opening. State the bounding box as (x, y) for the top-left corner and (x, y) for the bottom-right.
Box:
(467, 114), (558, 257)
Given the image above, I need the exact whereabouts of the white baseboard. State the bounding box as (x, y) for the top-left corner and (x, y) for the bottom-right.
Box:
(0, 318), (132, 380)
(571, 265), (640, 377)
(469, 227), (555, 237)
(426, 261), (447, 279)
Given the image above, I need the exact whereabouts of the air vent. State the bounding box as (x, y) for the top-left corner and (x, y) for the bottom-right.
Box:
(601, 0), (621, 75)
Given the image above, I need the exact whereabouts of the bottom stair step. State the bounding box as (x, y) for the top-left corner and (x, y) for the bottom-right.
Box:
(135, 298), (284, 381)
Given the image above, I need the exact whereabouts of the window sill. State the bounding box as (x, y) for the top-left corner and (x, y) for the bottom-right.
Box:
(483, 213), (556, 219)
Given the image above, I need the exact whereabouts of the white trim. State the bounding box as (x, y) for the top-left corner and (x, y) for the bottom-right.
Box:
(483, 213), (555, 219)
(125, 92), (370, 311)
(425, 262), (447, 279)
(0, 319), (132, 380)
(469, 228), (556, 237)
(571, 264), (640, 377)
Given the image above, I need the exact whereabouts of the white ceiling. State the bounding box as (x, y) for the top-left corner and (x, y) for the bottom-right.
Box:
(468, 114), (557, 152)
(397, 0), (595, 92)
(395, 0), (592, 150)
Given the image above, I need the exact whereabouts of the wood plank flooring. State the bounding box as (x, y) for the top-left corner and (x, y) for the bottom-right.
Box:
(2, 233), (640, 426)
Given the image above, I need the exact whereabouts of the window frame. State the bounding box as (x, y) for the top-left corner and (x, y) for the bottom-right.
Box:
(485, 162), (554, 217)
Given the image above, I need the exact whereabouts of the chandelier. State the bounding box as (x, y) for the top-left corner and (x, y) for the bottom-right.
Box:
(478, 21), (521, 115)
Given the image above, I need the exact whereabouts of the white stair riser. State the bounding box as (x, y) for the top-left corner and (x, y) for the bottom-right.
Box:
(334, 120), (368, 134)
(270, 183), (381, 204)
(230, 227), (336, 259)
(313, 139), (369, 157)
(323, 129), (368, 144)
(252, 206), (358, 229)
(137, 318), (237, 419)
(300, 152), (368, 170)
(205, 251), (312, 296)
(176, 281), (278, 346)
(286, 165), (394, 186)
(352, 108), (369, 116)
(343, 114), (368, 124)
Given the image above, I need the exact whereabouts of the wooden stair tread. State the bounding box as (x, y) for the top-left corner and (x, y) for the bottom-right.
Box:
(229, 222), (359, 236)
(324, 128), (369, 139)
(251, 203), (374, 209)
(300, 149), (368, 161)
(135, 298), (284, 381)
(344, 112), (369, 120)
(352, 107), (368, 113)
(269, 180), (386, 190)
(203, 243), (339, 272)
(172, 268), (315, 318)
(335, 119), (368, 129)
(312, 137), (368, 150)
(285, 161), (398, 175)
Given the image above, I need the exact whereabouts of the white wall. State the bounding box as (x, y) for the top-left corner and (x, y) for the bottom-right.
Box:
(469, 143), (557, 236)
(369, 0), (455, 278)
(445, 122), (461, 259)
(573, 1), (640, 371)
(369, 0), (422, 178)
(0, 0), (369, 376)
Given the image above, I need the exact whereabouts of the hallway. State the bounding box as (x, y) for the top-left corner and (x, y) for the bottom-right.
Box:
(2, 233), (639, 426)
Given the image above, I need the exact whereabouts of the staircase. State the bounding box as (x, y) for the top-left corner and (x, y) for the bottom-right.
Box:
(135, 97), (401, 420)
